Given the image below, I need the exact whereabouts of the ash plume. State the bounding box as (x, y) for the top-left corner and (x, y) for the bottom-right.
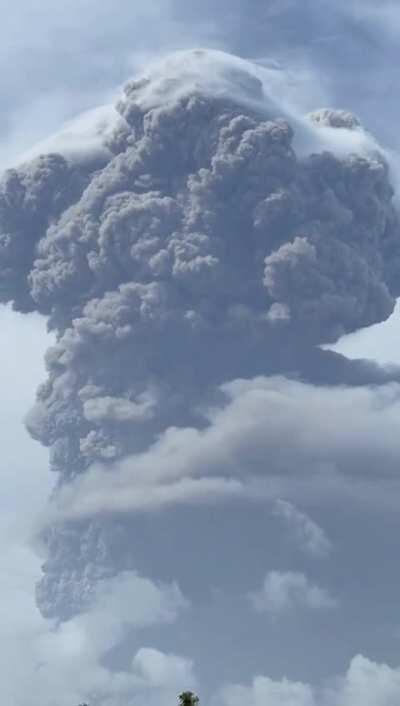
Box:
(1, 49), (400, 619)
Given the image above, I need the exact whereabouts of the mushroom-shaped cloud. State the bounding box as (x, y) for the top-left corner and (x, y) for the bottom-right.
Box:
(1, 49), (400, 618)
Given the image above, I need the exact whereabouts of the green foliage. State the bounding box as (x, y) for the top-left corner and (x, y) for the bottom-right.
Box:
(179, 691), (199, 706)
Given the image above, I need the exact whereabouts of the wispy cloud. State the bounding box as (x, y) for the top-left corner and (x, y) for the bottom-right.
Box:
(273, 500), (332, 558)
(248, 570), (336, 615)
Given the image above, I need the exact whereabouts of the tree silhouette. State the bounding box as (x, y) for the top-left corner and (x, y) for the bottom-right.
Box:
(179, 691), (199, 706)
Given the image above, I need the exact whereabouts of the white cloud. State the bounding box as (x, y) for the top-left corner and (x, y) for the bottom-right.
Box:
(0, 544), (191, 706)
(249, 571), (336, 615)
(332, 654), (400, 706)
(219, 676), (316, 706)
(0, 546), (189, 705)
(327, 299), (400, 368)
(28, 571), (188, 706)
(274, 500), (332, 558)
(216, 655), (400, 706)
(132, 647), (196, 690)
(15, 103), (119, 168)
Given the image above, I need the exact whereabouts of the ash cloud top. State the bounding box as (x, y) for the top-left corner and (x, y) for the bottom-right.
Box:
(1, 48), (400, 620)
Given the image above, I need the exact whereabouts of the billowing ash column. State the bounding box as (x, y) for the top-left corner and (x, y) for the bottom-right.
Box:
(0, 50), (399, 618)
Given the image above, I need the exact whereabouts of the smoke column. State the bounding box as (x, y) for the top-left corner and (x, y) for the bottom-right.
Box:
(1, 49), (399, 619)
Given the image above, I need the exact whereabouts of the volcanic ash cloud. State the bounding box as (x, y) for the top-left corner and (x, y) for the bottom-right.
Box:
(1, 49), (400, 618)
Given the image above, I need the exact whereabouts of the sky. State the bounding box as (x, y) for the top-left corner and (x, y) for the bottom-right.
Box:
(3, 2), (400, 705)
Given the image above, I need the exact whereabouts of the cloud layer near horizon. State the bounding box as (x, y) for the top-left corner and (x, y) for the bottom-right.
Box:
(217, 654), (400, 706)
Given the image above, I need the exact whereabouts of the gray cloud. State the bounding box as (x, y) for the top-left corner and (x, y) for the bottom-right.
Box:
(0, 153), (95, 312)
(2, 49), (400, 631)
